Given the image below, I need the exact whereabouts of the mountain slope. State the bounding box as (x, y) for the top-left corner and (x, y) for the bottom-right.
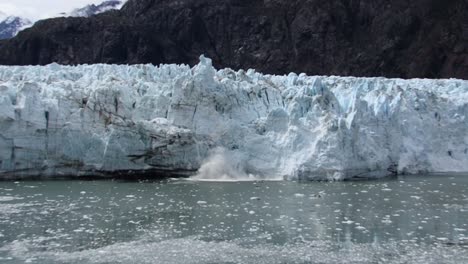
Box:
(0, 0), (467, 79)
(67, 0), (125, 17)
(0, 12), (32, 40)
(0, 1), (125, 40)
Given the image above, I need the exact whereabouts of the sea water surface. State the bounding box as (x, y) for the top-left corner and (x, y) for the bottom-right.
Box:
(0, 174), (468, 263)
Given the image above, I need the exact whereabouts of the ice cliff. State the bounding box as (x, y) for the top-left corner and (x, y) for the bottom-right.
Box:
(0, 56), (467, 180)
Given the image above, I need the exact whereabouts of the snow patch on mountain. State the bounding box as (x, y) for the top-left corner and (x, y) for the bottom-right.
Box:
(67, 1), (126, 17)
(0, 56), (467, 180)
(0, 13), (31, 40)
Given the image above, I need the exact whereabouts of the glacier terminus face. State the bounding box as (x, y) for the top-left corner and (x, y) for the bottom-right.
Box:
(0, 56), (467, 180)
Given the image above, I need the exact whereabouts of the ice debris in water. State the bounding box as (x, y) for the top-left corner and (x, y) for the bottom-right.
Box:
(0, 55), (468, 180)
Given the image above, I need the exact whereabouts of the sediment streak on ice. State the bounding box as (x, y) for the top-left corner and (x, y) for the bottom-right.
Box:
(0, 56), (467, 180)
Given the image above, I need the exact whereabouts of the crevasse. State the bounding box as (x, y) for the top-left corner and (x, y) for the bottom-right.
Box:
(0, 55), (467, 180)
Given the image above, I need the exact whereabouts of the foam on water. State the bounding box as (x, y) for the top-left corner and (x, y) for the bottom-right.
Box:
(2, 235), (467, 264)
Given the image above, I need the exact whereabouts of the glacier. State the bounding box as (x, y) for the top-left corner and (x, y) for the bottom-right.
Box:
(0, 55), (467, 180)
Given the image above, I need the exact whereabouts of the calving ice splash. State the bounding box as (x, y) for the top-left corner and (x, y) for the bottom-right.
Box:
(192, 147), (282, 181)
(0, 55), (467, 181)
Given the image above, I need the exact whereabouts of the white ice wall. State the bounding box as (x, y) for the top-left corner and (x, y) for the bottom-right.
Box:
(0, 56), (467, 180)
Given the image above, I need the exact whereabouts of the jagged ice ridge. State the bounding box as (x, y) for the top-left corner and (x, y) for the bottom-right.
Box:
(0, 56), (467, 180)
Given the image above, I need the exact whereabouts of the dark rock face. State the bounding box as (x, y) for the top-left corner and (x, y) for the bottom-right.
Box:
(0, 0), (467, 79)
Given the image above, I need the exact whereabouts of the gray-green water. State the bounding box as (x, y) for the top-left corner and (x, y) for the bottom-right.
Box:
(1, 175), (468, 263)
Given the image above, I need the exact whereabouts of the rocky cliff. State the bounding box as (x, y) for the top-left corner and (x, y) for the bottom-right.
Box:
(0, 0), (466, 78)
